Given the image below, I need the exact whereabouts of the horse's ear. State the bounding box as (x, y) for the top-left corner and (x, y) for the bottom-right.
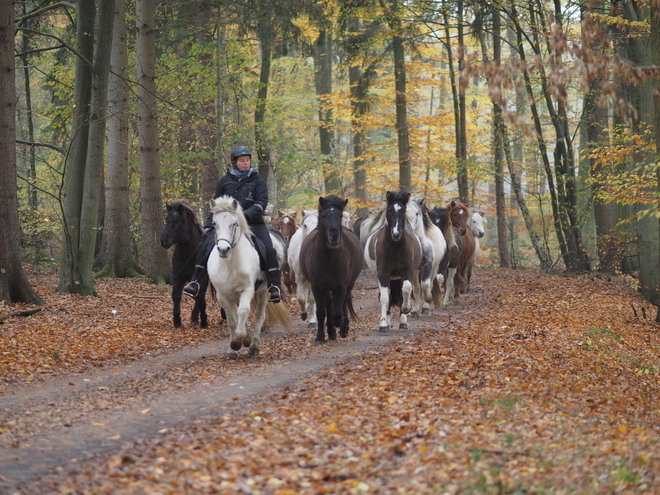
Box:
(291, 210), (297, 219)
(450, 200), (456, 208)
(386, 191), (393, 202)
(464, 202), (470, 208)
(232, 199), (238, 210)
(342, 198), (349, 209)
(166, 202), (172, 212)
(278, 210), (284, 218)
(478, 210), (485, 217)
(403, 192), (411, 203)
(210, 198), (216, 209)
(318, 196), (324, 207)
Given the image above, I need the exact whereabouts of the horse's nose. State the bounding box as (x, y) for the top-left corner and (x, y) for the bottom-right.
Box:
(160, 239), (170, 248)
(216, 244), (231, 258)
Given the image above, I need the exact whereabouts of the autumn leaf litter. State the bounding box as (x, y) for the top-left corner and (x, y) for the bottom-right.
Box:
(1, 266), (660, 494)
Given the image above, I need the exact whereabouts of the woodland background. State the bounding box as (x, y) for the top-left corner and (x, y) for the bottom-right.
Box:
(1, 0), (660, 318)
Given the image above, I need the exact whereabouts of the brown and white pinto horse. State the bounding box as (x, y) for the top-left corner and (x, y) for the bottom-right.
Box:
(448, 200), (477, 296)
(272, 210), (298, 296)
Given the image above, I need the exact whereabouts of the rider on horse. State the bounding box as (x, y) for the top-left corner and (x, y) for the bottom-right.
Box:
(183, 146), (282, 303)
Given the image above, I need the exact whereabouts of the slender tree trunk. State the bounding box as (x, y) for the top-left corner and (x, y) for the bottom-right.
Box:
(456, 0), (469, 202)
(57, 0), (95, 294)
(490, 10), (510, 268)
(99, 0), (140, 278)
(254, 16), (272, 182)
(0, 0), (42, 304)
(314, 28), (339, 193)
(442, 9), (460, 193)
(137, 0), (170, 283)
(214, 0), (228, 199)
(379, 0), (411, 191)
(18, 5), (36, 211)
(348, 19), (369, 218)
(647, 0), (660, 318)
(77, 0), (116, 290)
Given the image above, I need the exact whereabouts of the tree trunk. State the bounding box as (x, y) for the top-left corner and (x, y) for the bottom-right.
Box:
(98, 0), (140, 278)
(648, 0), (660, 319)
(57, 0), (95, 294)
(490, 10), (510, 268)
(456, 0), (469, 202)
(0, 0), (42, 304)
(77, 0), (115, 289)
(379, 0), (410, 191)
(347, 19), (370, 218)
(214, 0), (228, 200)
(314, 28), (339, 193)
(137, 0), (170, 283)
(254, 16), (272, 182)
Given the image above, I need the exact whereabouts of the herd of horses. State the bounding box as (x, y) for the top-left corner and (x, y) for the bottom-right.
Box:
(160, 193), (485, 358)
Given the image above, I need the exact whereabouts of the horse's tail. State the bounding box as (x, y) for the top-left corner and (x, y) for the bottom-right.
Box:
(389, 279), (404, 308)
(347, 292), (358, 321)
(265, 300), (292, 331)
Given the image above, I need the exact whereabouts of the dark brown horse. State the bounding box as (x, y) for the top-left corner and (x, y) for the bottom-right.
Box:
(299, 195), (363, 345)
(364, 191), (422, 331)
(430, 205), (460, 308)
(160, 201), (208, 328)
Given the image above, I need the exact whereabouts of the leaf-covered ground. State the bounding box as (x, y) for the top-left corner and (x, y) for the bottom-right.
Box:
(2, 266), (660, 494)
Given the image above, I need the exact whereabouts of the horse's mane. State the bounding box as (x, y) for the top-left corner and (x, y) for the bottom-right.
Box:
(171, 200), (203, 235)
(433, 206), (456, 249)
(210, 196), (251, 236)
(410, 195), (434, 234)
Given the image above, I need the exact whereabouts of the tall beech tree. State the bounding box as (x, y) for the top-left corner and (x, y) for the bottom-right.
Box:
(0, 0), (41, 304)
(136, 0), (170, 283)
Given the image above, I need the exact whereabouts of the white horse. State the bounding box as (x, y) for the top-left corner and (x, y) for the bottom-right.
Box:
(408, 196), (447, 314)
(466, 210), (485, 290)
(207, 196), (290, 359)
(287, 209), (319, 327)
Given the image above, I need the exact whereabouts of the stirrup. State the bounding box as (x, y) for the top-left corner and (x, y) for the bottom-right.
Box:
(267, 284), (281, 303)
(183, 281), (200, 299)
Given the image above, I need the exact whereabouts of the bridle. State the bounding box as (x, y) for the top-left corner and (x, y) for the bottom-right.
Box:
(213, 210), (240, 252)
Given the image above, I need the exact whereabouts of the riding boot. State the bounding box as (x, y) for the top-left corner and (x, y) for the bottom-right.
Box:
(183, 265), (205, 298)
(267, 267), (282, 303)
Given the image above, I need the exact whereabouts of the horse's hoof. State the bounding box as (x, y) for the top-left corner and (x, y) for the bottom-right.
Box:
(410, 311), (418, 318)
(308, 322), (317, 328)
(260, 326), (267, 333)
(200, 322), (208, 329)
(328, 330), (337, 341)
(340, 329), (348, 338)
(230, 341), (242, 351)
(399, 323), (408, 330)
(379, 326), (389, 333)
(248, 348), (260, 357)
(401, 307), (411, 314)
(174, 318), (182, 328)
(421, 308), (429, 315)
(225, 352), (238, 360)
(315, 339), (326, 345)
(301, 312), (307, 321)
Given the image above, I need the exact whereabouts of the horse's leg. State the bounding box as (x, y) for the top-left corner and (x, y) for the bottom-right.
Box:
(443, 267), (457, 309)
(194, 278), (209, 329)
(399, 310), (408, 330)
(250, 291), (268, 357)
(410, 273), (421, 318)
(308, 298), (317, 328)
(326, 296), (337, 341)
(313, 292), (327, 345)
(223, 306), (239, 359)
(232, 289), (253, 351)
(339, 294), (350, 338)
(378, 284), (390, 332)
(401, 278), (414, 315)
(171, 284), (183, 328)
(331, 288), (347, 338)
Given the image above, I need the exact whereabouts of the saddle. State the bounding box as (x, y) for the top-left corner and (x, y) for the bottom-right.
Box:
(251, 235), (268, 272)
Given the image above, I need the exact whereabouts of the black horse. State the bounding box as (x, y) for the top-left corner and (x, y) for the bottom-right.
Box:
(300, 195), (363, 345)
(160, 201), (209, 328)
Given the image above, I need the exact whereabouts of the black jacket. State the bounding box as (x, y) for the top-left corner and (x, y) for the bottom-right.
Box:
(205, 167), (268, 227)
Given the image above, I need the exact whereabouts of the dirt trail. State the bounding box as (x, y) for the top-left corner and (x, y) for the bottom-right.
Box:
(0, 273), (465, 493)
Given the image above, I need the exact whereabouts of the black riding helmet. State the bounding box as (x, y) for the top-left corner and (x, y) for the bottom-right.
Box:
(230, 146), (252, 163)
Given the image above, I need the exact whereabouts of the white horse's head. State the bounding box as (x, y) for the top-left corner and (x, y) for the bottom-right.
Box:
(468, 210), (485, 238)
(210, 196), (251, 258)
(300, 209), (319, 239)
